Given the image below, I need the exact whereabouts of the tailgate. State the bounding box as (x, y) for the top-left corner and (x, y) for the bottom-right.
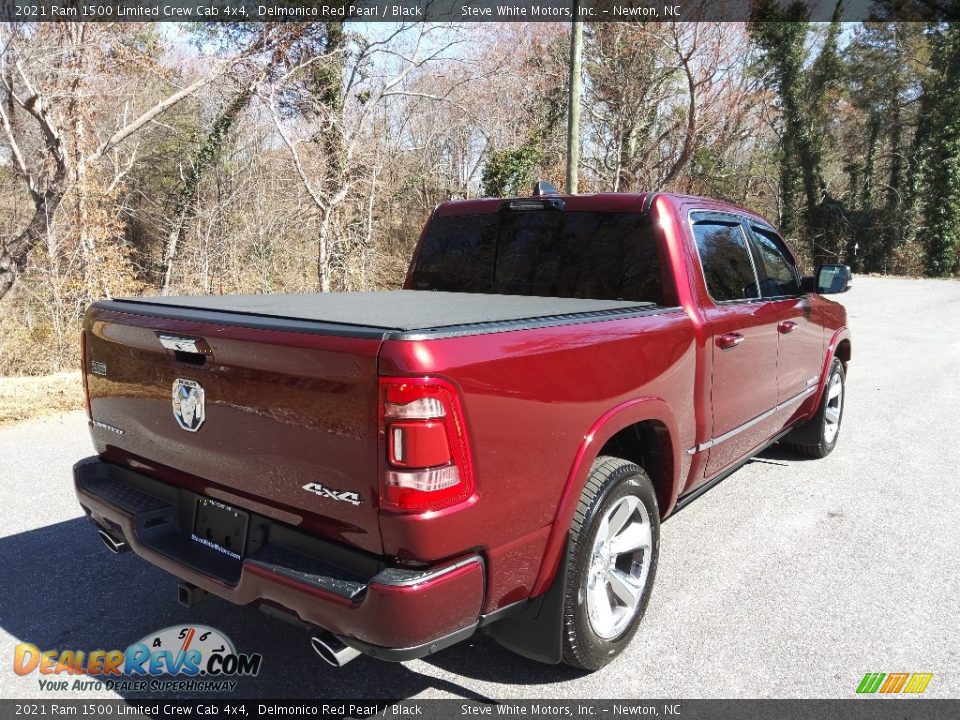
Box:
(82, 302), (385, 554)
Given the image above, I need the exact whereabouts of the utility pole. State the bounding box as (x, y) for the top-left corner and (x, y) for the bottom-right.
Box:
(566, 9), (583, 194)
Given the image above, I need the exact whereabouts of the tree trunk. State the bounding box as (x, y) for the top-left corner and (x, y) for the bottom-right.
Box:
(860, 115), (880, 210)
(884, 99), (904, 255)
(162, 83), (257, 294)
(74, 117), (111, 300)
(318, 210), (331, 293)
(0, 194), (66, 300)
(0, 242), (22, 299)
(566, 15), (583, 194)
(661, 50), (698, 188)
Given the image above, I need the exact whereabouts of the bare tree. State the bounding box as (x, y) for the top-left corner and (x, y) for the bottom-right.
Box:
(266, 24), (470, 292)
(585, 22), (754, 192)
(0, 24), (254, 301)
(0, 23), (798, 379)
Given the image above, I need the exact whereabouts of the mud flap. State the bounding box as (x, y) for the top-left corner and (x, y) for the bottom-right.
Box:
(783, 415), (822, 446)
(485, 535), (569, 664)
(784, 384), (827, 446)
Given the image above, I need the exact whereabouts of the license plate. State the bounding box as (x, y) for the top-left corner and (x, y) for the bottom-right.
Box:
(192, 498), (249, 560)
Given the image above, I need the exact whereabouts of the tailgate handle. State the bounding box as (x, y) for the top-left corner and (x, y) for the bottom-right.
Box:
(157, 334), (213, 365)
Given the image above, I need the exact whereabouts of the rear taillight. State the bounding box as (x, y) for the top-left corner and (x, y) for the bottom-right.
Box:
(80, 330), (92, 419)
(379, 377), (475, 512)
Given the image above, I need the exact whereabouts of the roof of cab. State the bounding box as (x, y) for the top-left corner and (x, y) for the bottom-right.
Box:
(435, 192), (653, 216)
(433, 191), (774, 229)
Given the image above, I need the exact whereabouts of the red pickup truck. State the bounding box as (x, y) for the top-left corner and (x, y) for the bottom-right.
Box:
(74, 191), (851, 671)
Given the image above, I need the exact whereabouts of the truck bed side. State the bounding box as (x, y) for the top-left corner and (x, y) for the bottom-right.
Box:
(378, 308), (698, 613)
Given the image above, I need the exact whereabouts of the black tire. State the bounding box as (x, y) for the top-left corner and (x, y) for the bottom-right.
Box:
(783, 357), (846, 459)
(561, 456), (660, 671)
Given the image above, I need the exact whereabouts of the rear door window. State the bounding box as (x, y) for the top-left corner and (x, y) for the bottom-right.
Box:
(692, 219), (759, 302)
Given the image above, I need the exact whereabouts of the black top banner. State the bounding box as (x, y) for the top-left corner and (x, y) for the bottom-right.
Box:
(2, 699), (960, 719)
(1, 0), (958, 23)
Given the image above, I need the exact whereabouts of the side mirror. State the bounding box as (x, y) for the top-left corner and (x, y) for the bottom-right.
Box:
(818, 264), (852, 294)
(803, 264), (852, 294)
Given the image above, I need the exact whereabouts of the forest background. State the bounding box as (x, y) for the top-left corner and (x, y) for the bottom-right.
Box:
(1, 16), (959, 385)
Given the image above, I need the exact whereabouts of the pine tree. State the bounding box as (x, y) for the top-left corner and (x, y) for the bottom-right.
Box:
(918, 26), (960, 276)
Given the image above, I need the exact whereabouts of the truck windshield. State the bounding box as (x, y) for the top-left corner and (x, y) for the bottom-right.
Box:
(410, 211), (667, 304)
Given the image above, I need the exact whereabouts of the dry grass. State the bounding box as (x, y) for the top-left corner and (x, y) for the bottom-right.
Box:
(0, 372), (85, 426)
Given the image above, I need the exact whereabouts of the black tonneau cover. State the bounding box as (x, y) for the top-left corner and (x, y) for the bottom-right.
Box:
(105, 291), (655, 339)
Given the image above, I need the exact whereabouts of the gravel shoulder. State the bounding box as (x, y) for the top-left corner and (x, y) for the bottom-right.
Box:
(0, 371), (83, 426)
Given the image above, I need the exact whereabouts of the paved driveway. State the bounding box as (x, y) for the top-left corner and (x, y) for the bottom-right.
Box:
(1, 276), (958, 700)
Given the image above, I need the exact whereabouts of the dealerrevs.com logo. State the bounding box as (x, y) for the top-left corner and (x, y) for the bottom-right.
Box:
(14, 625), (262, 693)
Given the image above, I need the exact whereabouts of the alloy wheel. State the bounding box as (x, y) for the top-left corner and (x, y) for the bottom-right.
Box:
(824, 371), (843, 444)
(585, 494), (653, 639)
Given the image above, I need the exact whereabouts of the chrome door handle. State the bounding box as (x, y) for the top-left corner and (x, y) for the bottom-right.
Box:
(717, 333), (744, 350)
(778, 321), (798, 334)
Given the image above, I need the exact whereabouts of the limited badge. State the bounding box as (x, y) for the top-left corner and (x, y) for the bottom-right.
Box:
(172, 378), (205, 432)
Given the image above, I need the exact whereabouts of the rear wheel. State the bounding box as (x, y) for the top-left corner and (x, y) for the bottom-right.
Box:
(561, 456), (659, 671)
(783, 357), (845, 458)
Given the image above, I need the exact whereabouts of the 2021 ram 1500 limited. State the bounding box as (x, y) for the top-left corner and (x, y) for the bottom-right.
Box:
(74, 191), (851, 671)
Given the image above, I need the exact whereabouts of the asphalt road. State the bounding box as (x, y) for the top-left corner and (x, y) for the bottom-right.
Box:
(1, 276), (958, 701)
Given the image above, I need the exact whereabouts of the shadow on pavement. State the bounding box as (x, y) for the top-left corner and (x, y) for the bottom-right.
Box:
(0, 518), (577, 700)
(757, 443), (813, 463)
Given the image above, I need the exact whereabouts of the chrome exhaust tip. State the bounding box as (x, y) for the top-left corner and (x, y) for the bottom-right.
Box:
(98, 529), (129, 554)
(310, 633), (361, 667)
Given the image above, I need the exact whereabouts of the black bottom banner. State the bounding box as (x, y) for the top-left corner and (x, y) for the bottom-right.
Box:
(3, 699), (957, 720)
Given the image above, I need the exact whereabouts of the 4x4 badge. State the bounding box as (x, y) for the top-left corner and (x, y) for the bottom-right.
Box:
(302, 482), (362, 506)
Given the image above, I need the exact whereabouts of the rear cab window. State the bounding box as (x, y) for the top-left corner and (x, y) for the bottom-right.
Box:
(409, 214), (497, 293)
(410, 208), (676, 305)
